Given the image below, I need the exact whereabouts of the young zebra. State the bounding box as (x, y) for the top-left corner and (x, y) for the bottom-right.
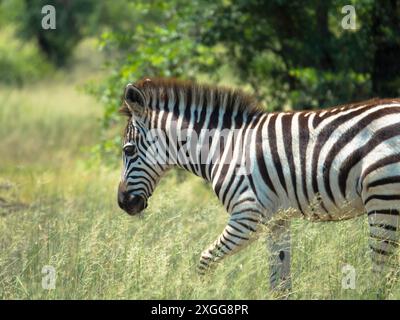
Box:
(117, 78), (400, 290)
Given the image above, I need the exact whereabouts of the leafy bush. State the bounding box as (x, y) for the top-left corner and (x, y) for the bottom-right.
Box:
(86, 0), (219, 162)
(0, 27), (52, 86)
(203, 0), (400, 109)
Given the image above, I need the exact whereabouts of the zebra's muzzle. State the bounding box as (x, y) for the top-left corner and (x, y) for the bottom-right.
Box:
(117, 187), (147, 215)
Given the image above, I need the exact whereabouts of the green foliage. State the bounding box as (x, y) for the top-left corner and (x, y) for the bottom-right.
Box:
(0, 27), (52, 86)
(3, 0), (97, 66)
(203, 0), (399, 109)
(86, 0), (219, 161)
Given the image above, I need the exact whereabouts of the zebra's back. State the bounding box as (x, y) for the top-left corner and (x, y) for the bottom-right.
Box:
(250, 98), (400, 221)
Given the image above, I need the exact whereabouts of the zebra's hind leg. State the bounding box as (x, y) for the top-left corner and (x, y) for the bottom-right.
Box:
(365, 200), (400, 288)
(267, 219), (292, 294)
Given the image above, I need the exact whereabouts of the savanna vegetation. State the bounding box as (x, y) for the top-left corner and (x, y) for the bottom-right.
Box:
(1, 0), (400, 299)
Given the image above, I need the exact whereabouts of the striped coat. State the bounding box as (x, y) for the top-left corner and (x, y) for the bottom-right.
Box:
(117, 78), (400, 290)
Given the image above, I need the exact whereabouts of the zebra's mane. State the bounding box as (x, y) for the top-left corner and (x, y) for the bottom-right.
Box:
(120, 78), (263, 117)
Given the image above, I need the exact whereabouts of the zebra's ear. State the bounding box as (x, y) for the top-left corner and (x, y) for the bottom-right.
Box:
(124, 84), (146, 116)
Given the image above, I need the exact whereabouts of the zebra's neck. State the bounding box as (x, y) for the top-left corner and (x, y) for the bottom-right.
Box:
(145, 92), (262, 185)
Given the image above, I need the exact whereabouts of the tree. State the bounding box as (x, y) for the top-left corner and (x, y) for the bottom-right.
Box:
(13, 0), (96, 66)
(371, 0), (400, 96)
(203, 0), (399, 109)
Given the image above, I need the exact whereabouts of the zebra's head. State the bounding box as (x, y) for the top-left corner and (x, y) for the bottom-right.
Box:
(117, 82), (166, 215)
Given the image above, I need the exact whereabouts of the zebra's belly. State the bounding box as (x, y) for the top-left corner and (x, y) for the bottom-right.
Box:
(284, 195), (365, 222)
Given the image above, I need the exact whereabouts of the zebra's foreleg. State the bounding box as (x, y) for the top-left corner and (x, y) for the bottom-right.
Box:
(267, 219), (292, 292)
(197, 211), (261, 274)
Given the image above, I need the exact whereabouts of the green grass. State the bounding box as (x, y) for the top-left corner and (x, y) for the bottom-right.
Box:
(1, 59), (400, 300)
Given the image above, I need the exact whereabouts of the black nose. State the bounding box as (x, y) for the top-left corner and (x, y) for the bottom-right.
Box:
(117, 182), (147, 215)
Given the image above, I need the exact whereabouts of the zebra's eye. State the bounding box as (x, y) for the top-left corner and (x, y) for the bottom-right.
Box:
(123, 144), (136, 157)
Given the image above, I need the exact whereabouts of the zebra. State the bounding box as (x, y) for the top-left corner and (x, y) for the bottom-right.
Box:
(117, 77), (400, 291)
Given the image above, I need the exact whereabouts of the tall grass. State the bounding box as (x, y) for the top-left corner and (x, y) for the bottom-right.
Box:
(0, 65), (399, 300)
